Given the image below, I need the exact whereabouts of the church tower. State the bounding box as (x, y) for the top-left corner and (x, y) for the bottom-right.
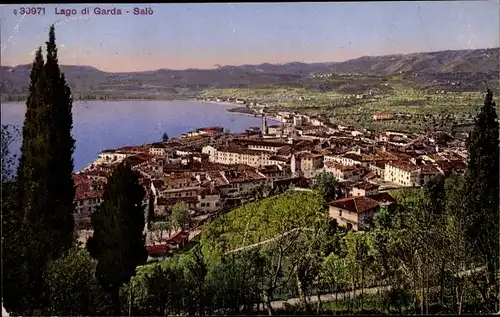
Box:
(261, 114), (268, 135)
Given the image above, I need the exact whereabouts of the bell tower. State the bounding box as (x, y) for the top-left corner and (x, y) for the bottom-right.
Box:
(261, 114), (268, 135)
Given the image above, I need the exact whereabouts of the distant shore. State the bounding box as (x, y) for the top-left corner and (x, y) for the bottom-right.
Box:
(189, 99), (243, 108)
(190, 99), (284, 123)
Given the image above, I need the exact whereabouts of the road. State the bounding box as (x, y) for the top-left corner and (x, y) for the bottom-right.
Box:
(266, 285), (390, 310)
(225, 227), (315, 255)
(263, 265), (488, 311)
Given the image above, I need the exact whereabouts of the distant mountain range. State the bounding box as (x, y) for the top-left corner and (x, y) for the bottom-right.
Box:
(1, 48), (498, 101)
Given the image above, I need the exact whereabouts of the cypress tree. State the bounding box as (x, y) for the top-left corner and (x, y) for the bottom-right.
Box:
(3, 25), (77, 314)
(87, 162), (148, 315)
(3, 46), (50, 314)
(464, 88), (499, 308)
(44, 25), (76, 258)
(148, 191), (156, 230)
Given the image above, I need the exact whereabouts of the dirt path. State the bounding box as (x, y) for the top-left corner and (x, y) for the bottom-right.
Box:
(267, 285), (390, 310)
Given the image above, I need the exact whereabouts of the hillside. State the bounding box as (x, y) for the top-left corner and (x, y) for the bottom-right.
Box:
(1, 48), (497, 101)
(200, 191), (325, 261)
(326, 48), (499, 74)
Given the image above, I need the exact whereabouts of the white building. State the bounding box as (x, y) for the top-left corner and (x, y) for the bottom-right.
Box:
(384, 161), (421, 187)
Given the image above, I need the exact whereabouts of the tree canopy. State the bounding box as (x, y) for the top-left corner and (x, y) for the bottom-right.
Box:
(87, 162), (148, 315)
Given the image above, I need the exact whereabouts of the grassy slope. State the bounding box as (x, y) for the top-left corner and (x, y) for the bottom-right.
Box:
(200, 191), (325, 260)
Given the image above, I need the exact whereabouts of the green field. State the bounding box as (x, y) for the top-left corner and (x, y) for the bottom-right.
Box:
(201, 74), (498, 133)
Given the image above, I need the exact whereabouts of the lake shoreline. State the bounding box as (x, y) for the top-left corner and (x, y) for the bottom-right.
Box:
(1, 100), (278, 171)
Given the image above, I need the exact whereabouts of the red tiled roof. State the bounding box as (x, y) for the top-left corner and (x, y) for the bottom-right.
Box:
(329, 196), (380, 214)
(258, 165), (282, 173)
(324, 161), (357, 172)
(74, 178), (105, 201)
(276, 146), (293, 156)
(273, 177), (311, 188)
(167, 230), (189, 245)
(386, 160), (420, 172)
(197, 187), (220, 196)
(150, 142), (169, 149)
(164, 173), (200, 186)
(361, 171), (377, 180)
(297, 151), (323, 159)
(436, 160), (467, 174)
(269, 156), (289, 162)
(353, 181), (379, 191)
(420, 164), (442, 175)
(216, 146), (265, 156)
(235, 139), (288, 148)
(343, 153), (363, 161)
(367, 192), (396, 205)
(223, 169), (266, 183)
(123, 153), (155, 167)
(147, 244), (170, 257)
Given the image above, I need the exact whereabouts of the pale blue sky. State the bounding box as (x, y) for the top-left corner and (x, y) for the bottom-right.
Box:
(1, 2), (498, 72)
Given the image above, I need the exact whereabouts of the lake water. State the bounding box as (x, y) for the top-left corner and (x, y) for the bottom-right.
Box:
(1, 100), (273, 171)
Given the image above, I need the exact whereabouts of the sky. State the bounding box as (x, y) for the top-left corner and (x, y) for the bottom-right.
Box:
(0, 2), (499, 72)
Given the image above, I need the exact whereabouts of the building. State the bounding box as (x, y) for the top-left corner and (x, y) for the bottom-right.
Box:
(323, 161), (363, 182)
(384, 161), (421, 187)
(291, 152), (324, 178)
(160, 173), (201, 199)
(201, 145), (217, 162)
(178, 135), (213, 148)
(94, 149), (132, 165)
(197, 187), (221, 213)
(240, 140), (288, 153)
(73, 174), (105, 229)
(257, 164), (289, 181)
(329, 152), (364, 166)
(293, 116), (303, 127)
(216, 147), (263, 166)
(219, 169), (267, 198)
(210, 146), (269, 167)
(367, 192), (396, 207)
(147, 244), (170, 261)
(328, 196), (381, 231)
(368, 161), (387, 179)
(309, 116), (323, 126)
(267, 124), (283, 136)
(122, 153), (156, 171)
(149, 143), (169, 156)
(372, 112), (393, 120)
(350, 182), (380, 197)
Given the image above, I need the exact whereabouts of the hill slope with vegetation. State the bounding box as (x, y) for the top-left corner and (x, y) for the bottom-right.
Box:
(200, 191), (326, 260)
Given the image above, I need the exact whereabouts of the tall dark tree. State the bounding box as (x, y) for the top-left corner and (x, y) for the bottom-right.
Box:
(3, 25), (77, 314)
(44, 24), (76, 258)
(87, 162), (148, 315)
(3, 47), (49, 314)
(463, 88), (499, 310)
(162, 132), (169, 142)
(147, 191), (156, 230)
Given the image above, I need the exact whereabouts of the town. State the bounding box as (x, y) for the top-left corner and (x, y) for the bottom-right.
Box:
(3, 4), (498, 315)
(74, 108), (468, 260)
